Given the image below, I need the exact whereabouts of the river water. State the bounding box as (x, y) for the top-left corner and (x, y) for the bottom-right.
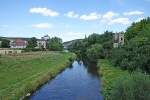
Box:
(26, 61), (103, 100)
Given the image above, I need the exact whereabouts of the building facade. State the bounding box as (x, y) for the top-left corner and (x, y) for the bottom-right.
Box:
(0, 48), (22, 55)
(113, 31), (124, 48)
(10, 39), (26, 49)
(37, 35), (50, 49)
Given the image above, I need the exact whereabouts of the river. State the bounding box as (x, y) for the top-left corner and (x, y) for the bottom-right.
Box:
(25, 61), (103, 100)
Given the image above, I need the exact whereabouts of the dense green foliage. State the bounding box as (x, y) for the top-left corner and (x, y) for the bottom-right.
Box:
(1, 39), (10, 48)
(108, 71), (150, 100)
(108, 17), (150, 74)
(67, 17), (150, 100)
(27, 37), (37, 48)
(47, 37), (63, 51)
(125, 17), (150, 41)
(68, 31), (114, 62)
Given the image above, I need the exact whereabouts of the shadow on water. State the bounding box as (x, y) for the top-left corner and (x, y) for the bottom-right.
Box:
(76, 58), (99, 77)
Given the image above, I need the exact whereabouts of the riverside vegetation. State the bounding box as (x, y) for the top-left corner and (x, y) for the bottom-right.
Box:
(68, 17), (150, 100)
(0, 51), (75, 100)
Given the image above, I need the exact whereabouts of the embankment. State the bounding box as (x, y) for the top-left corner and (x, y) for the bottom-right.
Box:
(97, 59), (128, 99)
(0, 52), (75, 100)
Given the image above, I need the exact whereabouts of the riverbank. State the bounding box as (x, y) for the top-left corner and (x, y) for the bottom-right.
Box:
(0, 51), (75, 100)
(97, 59), (128, 99)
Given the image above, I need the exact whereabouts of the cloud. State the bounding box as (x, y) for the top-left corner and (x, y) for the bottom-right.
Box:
(60, 32), (85, 42)
(4, 25), (8, 27)
(146, 0), (150, 1)
(123, 10), (144, 15)
(80, 12), (101, 20)
(108, 18), (131, 25)
(135, 17), (145, 23)
(32, 23), (54, 28)
(102, 11), (119, 19)
(64, 11), (79, 18)
(66, 32), (83, 36)
(65, 25), (71, 28)
(93, 19), (107, 27)
(29, 7), (59, 17)
(93, 23), (100, 28)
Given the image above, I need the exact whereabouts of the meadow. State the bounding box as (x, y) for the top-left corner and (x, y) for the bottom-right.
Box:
(0, 51), (74, 100)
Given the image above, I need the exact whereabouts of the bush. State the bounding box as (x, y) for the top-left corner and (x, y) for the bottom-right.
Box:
(68, 57), (73, 62)
(108, 71), (150, 100)
(22, 48), (30, 52)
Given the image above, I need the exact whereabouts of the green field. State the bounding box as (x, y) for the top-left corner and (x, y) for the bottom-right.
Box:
(0, 51), (74, 100)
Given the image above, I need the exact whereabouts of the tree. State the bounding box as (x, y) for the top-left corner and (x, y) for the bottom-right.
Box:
(47, 37), (63, 51)
(27, 37), (37, 48)
(1, 39), (10, 48)
(86, 44), (104, 62)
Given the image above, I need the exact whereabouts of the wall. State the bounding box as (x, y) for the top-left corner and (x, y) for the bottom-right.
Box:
(0, 49), (22, 55)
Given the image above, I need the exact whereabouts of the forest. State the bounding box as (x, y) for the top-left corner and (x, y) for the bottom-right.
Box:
(68, 17), (150, 100)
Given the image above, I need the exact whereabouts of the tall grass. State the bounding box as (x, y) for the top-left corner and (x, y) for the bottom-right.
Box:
(97, 59), (129, 99)
(0, 51), (74, 100)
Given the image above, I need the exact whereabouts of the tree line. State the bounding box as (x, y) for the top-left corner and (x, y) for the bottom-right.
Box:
(0, 36), (63, 51)
(68, 30), (114, 63)
(68, 17), (150, 74)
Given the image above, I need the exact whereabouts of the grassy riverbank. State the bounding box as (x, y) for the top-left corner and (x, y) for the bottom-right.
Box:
(97, 59), (129, 99)
(97, 59), (150, 100)
(0, 51), (75, 100)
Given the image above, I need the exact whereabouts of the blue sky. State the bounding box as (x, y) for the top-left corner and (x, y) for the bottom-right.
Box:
(0, 0), (150, 42)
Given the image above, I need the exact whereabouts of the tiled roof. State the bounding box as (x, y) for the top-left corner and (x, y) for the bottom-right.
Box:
(11, 39), (26, 46)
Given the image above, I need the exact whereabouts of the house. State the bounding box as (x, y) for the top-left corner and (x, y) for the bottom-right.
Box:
(113, 32), (124, 48)
(0, 48), (22, 55)
(10, 39), (26, 49)
(37, 35), (50, 49)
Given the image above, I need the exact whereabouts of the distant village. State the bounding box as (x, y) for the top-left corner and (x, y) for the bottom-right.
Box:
(0, 32), (124, 55)
(0, 35), (51, 55)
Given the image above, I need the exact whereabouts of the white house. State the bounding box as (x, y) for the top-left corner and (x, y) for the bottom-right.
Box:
(37, 35), (50, 49)
(10, 39), (26, 49)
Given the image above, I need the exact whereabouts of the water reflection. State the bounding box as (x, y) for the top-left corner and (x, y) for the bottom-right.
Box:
(27, 61), (103, 100)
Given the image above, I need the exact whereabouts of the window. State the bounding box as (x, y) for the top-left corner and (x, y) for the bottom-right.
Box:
(8, 51), (12, 54)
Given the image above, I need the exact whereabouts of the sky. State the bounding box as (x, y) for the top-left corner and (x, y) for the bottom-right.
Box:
(0, 0), (150, 42)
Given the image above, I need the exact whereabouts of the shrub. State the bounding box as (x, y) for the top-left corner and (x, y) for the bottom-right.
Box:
(108, 71), (150, 100)
(68, 57), (73, 62)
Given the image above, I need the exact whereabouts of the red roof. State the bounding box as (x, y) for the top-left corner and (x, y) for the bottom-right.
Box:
(11, 39), (26, 46)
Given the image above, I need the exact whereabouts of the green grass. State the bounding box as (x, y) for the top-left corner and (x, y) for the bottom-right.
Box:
(97, 59), (129, 100)
(0, 51), (75, 100)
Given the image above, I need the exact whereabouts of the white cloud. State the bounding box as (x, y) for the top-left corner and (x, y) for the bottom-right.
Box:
(66, 32), (83, 36)
(80, 12), (101, 20)
(102, 11), (119, 19)
(59, 32), (85, 42)
(29, 7), (59, 17)
(123, 10), (144, 15)
(100, 19), (107, 25)
(93, 19), (107, 27)
(135, 17), (145, 23)
(65, 25), (71, 28)
(32, 23), (54, 28)
(93, 23), (100, 28)
(64, 11), (79, 18)
(108, 18), (131, 25)
(4, 25), (8, 27)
